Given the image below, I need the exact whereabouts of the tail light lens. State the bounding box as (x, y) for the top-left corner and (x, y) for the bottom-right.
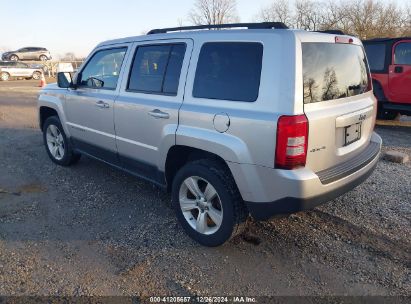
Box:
(275, 115), (309, 170)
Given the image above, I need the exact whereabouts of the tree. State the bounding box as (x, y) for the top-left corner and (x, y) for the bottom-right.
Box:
(62, 52), (76, 61)
(188, 0), (239, 25)
(294, 0), (323, 31)
(256, 0), (410, 39)
(258, 0), (293, 26)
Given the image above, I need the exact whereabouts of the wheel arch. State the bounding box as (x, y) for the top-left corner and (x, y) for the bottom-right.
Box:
(39, 106), (59, 131)
(38, 90), (70, 136)
(372, 79), (387, 102)
(164, 145), (240, 195)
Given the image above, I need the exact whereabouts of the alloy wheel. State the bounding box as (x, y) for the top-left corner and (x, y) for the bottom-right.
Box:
(0, 72), (9, 81)
(179, 176), (223, 235)
(46, 124), (65, 160)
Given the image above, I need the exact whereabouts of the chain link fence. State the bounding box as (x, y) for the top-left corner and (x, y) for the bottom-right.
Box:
(25, 60), (84, 78)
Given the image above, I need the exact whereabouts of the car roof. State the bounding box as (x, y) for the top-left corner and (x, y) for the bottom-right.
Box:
(97, 28), (358, 48)
(98, 29), (290, 47)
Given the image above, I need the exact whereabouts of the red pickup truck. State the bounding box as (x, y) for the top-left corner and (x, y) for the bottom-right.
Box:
(363, 37), (411, 119)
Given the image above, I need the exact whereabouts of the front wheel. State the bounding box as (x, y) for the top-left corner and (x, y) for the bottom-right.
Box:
(43, 116), (81, 166)
(9, 55), (18, 61)
(172, 160), (247, 246)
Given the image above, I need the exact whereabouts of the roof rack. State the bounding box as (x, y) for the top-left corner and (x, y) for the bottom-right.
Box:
(147, 22), (288, 35)
(315, 30), (345, 35)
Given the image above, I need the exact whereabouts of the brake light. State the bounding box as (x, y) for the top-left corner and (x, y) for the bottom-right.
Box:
(275, 115), (309, 170)
(335, 36), (353, 44)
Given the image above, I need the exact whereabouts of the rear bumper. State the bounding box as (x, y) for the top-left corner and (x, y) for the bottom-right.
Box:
(228, 132), (382, 220)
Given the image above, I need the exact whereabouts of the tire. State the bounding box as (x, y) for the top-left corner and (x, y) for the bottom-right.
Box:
(9, 54), (18, 61)
(39, 55), (48, 61)
(377, 108), (398, 120)
(172, 159), (247, 246)
(0, 72), (10, 81)
(32, 71), (41, 80)
(42, 116), (81, 166)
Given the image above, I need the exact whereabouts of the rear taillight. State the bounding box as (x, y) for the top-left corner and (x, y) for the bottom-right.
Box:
(275, 115), (309, 170)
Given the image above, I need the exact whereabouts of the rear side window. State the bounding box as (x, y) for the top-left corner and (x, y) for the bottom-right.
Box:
(303, 43), (371, 104)
(394, 42), (411, 65)
(193, 42), (263, 102)
(127, 44), (186, 95)
(364, 44), (386, 71)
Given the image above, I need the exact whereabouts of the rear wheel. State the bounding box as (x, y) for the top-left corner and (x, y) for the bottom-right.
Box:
(32, 71), (41, 80)
(172, 159), (247, 246)
(43, 116), (81, 166)
(39, 55), (48, 61)
(9, 55), (18, 61)
(377, 109), (398, 120)
(0, 72), (10, 81)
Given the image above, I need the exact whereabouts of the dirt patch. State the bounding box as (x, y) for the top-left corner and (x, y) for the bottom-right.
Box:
(0, 105), (38, 129)
(18, 183), (48, 194)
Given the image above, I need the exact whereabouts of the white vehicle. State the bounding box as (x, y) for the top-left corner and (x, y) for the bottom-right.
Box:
(38, 23), (382, 246)
(0, 61), (43, 81)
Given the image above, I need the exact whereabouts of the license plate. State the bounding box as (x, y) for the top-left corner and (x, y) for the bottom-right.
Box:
(344, 123), (362, 146)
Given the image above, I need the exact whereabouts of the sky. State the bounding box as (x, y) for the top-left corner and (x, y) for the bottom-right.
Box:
(0, 0), (408, 58)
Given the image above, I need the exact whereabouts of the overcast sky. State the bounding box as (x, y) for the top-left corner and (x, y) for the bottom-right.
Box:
(0, 0), (408, 58)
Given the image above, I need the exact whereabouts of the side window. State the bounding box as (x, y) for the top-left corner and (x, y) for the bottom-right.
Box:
(127, 43), (186, 95)
(364, 44), (386, 71)
(79, 47), (127, 90)
(193, 42), (263, 102)
(394, 42), (411, 65)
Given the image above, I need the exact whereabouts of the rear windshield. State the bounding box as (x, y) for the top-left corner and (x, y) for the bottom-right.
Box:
(303, 43), (371, 104)
(364, 44), (386, 71)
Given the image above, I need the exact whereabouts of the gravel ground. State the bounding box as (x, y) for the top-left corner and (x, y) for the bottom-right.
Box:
(0, 87), (410, 297)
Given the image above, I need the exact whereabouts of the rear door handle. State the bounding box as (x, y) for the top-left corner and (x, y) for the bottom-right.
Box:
(95, 100), (110, 108)
(148, 109), (170, 119)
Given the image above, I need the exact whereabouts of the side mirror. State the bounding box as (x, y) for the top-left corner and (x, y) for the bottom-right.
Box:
(57, 72), (75, 89)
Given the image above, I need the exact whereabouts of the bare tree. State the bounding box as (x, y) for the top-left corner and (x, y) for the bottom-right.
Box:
(294, 0), (323, 31)
(256, 0), (410, 38)
(401, 3), (411, 36)
(188, 0), (239, 25)
(258, 0), (293, 26)
(319, 1), (350, 32)
(62, 52), (76, 61)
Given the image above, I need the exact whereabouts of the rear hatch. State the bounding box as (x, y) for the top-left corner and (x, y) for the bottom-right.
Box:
(299, 33), (377, 172)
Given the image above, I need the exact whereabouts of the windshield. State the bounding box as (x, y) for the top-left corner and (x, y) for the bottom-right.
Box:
(303, 43), (371, 104)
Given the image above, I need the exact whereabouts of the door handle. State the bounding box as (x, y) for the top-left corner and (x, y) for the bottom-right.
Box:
(394, 66), (403, 73)
(95, 100), (110, 108)
(148, 109), (170, 119)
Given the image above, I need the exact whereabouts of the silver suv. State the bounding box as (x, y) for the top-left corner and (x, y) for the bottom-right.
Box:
(0, 61), (43, 81)
(38, 23), (382, 246)
(2, 47), (51, 61)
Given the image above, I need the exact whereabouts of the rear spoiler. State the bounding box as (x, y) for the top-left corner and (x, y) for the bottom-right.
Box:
(315, 30), (345, 35)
